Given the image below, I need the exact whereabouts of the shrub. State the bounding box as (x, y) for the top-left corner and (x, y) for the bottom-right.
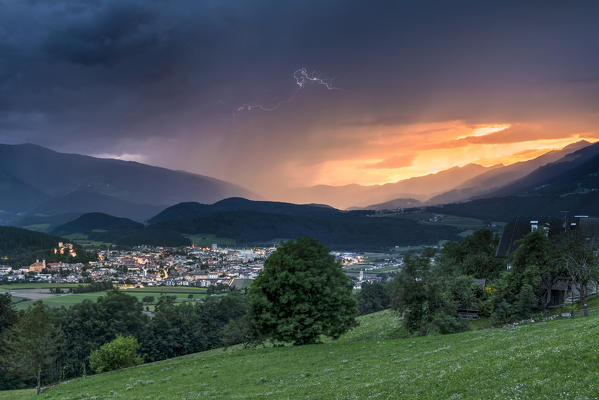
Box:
(492, 300), (513, 325)
(429, 313), (469, 335)
(220, 316), (255, 348)
(89, 335), (143, 373)
(357, 282), (390, 315)
(518, 284), (537, 319)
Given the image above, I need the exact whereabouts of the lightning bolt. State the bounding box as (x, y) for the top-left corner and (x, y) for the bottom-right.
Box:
(293, 67), (337, 90)
(236, 67), (338, 113)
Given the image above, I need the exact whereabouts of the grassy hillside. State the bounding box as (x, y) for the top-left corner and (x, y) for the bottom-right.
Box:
(3, 310), (599, 399)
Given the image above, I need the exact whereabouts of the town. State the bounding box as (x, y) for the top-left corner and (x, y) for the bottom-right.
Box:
(0, 242), (400, 289)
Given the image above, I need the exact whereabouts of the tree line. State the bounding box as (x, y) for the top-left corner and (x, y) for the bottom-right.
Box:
(0, 237), (359, 394)
(356, 228), (599, 335)
(0, 290), (248, 394)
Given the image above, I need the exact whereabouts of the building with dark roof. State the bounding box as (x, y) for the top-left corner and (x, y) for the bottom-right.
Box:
(496, 215), (599, 258)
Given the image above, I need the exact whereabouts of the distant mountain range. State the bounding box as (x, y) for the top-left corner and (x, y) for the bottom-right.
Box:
(364, 140), (592, 210)
(426, 140), (591, 205)
(427, 141), (599, 221)
(0, 143), (254, 224)
(3, 140), (599, 250)
(281, 163), (492, 209)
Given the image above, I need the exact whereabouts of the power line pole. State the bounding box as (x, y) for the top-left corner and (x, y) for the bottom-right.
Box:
(560, 211), (569, 234)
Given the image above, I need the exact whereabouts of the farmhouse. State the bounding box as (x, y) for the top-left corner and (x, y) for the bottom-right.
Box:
(496, 215), (599, 258)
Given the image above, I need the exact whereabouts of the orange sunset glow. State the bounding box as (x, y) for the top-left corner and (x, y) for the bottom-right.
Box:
(305, 121), (599, 187)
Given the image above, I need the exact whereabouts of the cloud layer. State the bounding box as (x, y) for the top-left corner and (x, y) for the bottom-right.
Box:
(1, 0), (599, 195)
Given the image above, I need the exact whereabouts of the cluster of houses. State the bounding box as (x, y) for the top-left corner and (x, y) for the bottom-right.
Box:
(0, 242), (276, 286)
(86, 245), (272, 287)
(333, 251), (400, 289)
(0, 258), (85, 283)
(53, 241), (77, 257)
(0, 240), (398, 291)
(5, 217), (595, 311)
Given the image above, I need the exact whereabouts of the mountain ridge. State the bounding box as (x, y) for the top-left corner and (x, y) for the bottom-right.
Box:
(280, 163), (493, 209)
(363, 141), (592, 210)
(0, 143), (255, 223)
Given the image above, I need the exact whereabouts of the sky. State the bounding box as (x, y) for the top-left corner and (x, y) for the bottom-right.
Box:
(1, 0), (599, 196)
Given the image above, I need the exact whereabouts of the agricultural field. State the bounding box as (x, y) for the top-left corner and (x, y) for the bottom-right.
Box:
(3, 309), (599, 399)
(1, 284), (209, 310)
(57, 232), (114, 248)
(0, 283), (87, 290)
(185, 233), (236, 248)
(21, 223), (51, 232)
(377, 211), (505, 236)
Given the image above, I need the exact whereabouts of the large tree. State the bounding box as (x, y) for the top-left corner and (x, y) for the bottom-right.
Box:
(563, 233), (599, 316)
(436, 229), (503, 279)
(0, 294), (18, 335)
(3, 301), (63, 394)
(510, 230), (566, 314)
(248, 237), (357, 345)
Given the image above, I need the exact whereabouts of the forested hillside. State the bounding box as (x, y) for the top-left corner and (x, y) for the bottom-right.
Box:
(0, 226), (96, 266)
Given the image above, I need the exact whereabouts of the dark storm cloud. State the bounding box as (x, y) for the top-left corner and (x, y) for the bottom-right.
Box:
(1, 0), (599, 189)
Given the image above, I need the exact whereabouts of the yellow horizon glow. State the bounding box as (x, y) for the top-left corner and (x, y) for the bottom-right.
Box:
(308, 126), (598, 187)
(456, 124), (511, 140)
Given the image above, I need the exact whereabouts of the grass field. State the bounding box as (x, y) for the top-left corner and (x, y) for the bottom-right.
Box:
(62, 233), (113, 247)
(2, 309), (599, 399)
(4, 285), (209, 310)
(22, 223), (51, 232)
(378, 211), (506, 236)
(0, 283), (87, 290)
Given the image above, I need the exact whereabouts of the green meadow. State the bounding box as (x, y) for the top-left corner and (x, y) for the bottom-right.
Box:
(2, 309), (599, 399)
(0, 283), (86, 290)
(4, 285), (209, 310)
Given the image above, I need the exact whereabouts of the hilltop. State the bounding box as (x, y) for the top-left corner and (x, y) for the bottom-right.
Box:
(0, 143), (253, 223)
(52, 213), (190, 248)
(3, 310), (598, 399)
(148, 198), (460, 251)
(53, 213), (144, 235)
(0, 226), (95, 266)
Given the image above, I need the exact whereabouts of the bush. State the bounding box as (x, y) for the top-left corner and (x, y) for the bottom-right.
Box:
(492, 300), (513, 325)
(89, 335), (143, 373)
(357, 282), (390, 315)
(428, 313), (470, 335)
(518, 284), (537, 319)
(142, 296), (155, 303)
(220, 316), (255, 348)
